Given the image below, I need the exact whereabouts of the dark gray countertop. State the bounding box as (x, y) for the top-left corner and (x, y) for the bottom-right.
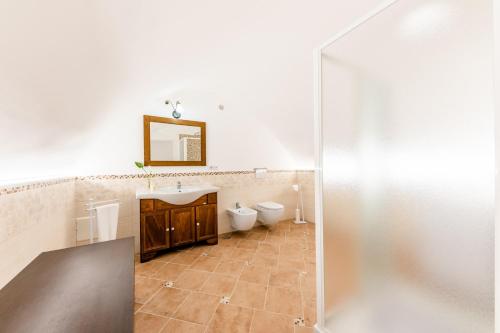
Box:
(0, 238), (135, 333)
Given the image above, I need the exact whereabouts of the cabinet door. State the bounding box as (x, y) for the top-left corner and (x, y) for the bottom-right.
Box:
(141, 212), (170, 253)
(170, 207), (196, 247)
(196, 204), (218, 241)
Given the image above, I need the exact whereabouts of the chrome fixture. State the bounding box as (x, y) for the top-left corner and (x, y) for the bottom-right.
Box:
(235, 202), (241, 209)
(165, 100), (182, 119)
(177, 181), (181, 190)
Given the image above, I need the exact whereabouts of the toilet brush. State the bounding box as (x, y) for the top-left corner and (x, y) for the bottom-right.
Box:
(292, 184), (307, 224)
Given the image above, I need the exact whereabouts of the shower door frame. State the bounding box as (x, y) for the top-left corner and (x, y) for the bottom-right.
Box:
(312, 1), (401, 332)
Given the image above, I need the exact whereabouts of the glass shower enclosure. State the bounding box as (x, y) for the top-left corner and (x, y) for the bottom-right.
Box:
(314, 0), (495, 332)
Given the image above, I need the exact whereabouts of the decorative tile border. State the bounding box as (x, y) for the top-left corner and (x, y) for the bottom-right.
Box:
(0, 177), (76, 197)
(0, 169), (314, 196)
(76, 169), (304, 181)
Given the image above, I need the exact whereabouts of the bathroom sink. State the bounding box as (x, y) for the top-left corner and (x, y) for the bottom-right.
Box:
(136, 185), (220, 205)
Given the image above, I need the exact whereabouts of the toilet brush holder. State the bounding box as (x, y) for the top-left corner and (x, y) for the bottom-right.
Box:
(292, 184), (307, 224)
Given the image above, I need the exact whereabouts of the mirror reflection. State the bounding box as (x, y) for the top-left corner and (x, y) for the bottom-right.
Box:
(150, 123), (202, 162)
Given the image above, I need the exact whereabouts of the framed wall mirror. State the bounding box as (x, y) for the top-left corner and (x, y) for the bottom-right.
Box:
(143, 115), (206, 166)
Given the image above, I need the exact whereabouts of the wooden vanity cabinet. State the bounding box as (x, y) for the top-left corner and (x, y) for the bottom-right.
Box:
(170, 207), (196, 247)
(196, 204), (218, 241)
(140, 193), (218, 262)
(140, 212), (170, 253)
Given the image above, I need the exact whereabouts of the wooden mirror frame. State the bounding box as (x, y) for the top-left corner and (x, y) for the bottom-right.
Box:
(143, 115), (206, 166)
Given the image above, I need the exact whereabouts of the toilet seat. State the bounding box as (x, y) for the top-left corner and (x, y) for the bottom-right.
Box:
(255, 201), (284, 226)
(256, 201), (283, 211)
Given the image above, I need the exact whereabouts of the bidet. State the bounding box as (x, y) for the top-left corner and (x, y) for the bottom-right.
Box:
(227, 206), (257, 231)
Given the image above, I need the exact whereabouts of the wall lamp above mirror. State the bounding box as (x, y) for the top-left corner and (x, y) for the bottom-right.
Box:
(143, 115), (206, 166)
(165, 100), (182, 119)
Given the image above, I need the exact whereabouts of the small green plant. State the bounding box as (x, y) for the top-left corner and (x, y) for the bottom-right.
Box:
(134, 161), (152, 177)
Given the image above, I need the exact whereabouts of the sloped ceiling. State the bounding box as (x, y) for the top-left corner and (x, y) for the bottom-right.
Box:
(0, 0), (381, 181)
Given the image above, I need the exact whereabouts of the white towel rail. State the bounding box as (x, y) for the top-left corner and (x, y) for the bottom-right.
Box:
(85, 198), (120, 244)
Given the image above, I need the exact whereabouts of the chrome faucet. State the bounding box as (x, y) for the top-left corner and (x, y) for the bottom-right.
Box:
(235, 202), (241, 209)
(177, 181), (181, 190)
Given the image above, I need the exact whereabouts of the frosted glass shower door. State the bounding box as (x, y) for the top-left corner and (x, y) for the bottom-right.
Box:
(318, 1), (494, 332)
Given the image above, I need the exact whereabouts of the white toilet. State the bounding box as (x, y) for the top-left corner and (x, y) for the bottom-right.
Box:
(255, 201), (284, 226)
(227, 207), (258, 231)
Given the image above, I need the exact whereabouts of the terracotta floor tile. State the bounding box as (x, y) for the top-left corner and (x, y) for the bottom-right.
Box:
(278, 258), (306, 272)
(274, 223), (291, 232)
(266, 235), (287, 244)
(303, 249), (315, 258)
(299, 273), (316, 297)
(174, 292), (220, 325)
(230, 281), (267, 309)
(190, 256), (221, 272)
(304, 306), (316, 327)
(135, 276), (164, 304)
(251, 225), (269, 233)
(160, 319), (206, 333)
(301, 288), (316, 303)
(269, 267), (300, 289)
(279, 244), (304, 258)
(170, 252), (199, 265)
(134, 312), (169, 333)
(282, 239), (307, 249)
(285, 234), (306, 243)
(136, 261), (166, 277)
(231, 231), (250, 239)
(306, 236), (316, 243)
(250, 310), (294, 333)
(267, 228), (286, 237)
(303, 296), (316, 327)
(218, 237), (240, 247)
(174, 269), (211, 290)
(153, 263), (188, 281)
(231, 248), (256, 262)
(200, 273), (237, 296)
(287, 228), (307, 236)
(187, 245), (211, 256)
(250, 253), (278, 268)
(207, 304), (254, 333)
(214, 260), (246, 277)
(256, 242), (280, 255)
(304, 262), (316, 275)
(153, 251), (179, 263)
(237, 239), (259, 250)
(207, 245), (233, 258)
(304, 254), (315, 264)
(240, 265), (271, 285)
(141, 287), (190, 317)
(265, 287), (302, 317)
(245, 232), (268, 241)
(133, 220), (316, 332)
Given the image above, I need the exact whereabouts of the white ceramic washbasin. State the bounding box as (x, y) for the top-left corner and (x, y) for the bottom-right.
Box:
(136, 185), (220, 205)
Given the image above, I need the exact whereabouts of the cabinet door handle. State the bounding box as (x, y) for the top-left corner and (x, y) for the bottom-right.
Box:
(166, 228), (170, 231)
(196, 223), (200, 226)
(171, 227), (175, 231)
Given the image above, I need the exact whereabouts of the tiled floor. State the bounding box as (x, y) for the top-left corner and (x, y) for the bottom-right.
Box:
(134, 220), (316, 333)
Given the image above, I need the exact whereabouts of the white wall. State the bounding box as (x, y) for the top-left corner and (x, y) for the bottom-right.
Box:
(0, 0), (383, 182)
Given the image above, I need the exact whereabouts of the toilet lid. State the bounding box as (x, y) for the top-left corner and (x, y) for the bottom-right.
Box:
(256, 201), (283, 210)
